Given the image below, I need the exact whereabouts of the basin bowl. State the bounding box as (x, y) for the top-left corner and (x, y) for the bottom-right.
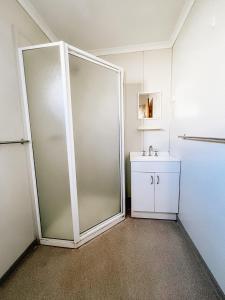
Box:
(130, 152), (179, 162)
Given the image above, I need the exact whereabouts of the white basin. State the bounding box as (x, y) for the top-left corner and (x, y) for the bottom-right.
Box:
(130, 151), (180, 162)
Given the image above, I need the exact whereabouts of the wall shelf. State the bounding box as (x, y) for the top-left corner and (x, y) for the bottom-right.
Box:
(137, 127), (164, 131)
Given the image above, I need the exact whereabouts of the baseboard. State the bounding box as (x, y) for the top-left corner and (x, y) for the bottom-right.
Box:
(0, 239), (38, 284)
(177, 218), (225, 299)
(132, 211), (177, 220)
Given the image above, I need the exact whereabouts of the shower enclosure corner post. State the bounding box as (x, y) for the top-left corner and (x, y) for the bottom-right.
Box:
(60, 41), (81, 245)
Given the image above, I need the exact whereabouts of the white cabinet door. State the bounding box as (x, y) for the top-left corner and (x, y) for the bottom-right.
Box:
(131, 172), (155, 212)
(155, 173), (179, 213)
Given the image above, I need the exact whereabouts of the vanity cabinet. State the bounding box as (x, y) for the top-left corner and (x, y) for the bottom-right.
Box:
(130, 157), (180, 220)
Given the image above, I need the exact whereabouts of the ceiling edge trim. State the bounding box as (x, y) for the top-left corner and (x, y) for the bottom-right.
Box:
(16, 0), (58, 42)
(169, 0), (196, 46)
(89, 41), (171, 56)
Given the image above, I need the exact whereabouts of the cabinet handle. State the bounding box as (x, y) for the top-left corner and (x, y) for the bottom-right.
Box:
(151, 175), (154, 184)
(157, 175), (159, 184)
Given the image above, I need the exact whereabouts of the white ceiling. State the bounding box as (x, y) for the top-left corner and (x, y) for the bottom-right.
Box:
(27, 0), (190, 52)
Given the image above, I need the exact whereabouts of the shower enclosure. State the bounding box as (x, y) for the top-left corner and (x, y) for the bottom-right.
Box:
(19, 42), (125, 248)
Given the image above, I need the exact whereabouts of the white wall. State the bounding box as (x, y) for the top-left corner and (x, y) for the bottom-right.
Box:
(0, 0), (49, 278)
(171, 0), (225, 293)
(101, 49), (172, 197)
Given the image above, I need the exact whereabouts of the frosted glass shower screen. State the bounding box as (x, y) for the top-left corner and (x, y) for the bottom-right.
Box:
(69, 54), (121, 233)
(22, 46), (73, 240)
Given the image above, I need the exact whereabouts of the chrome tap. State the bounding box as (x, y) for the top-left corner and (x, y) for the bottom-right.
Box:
(148, 145), (153, 156)
(154, 150), (159, 157)
(142, 149), (146, 156)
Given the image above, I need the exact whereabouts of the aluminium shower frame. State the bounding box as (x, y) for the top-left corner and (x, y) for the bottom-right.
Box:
(18, 41), (125, 248)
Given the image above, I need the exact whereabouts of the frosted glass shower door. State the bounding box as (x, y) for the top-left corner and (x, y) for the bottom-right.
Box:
(69, 54), (122, 233)
(22, 45), (74, 240)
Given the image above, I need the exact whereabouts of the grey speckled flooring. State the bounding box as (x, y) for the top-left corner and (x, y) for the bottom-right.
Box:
(0, 216), (220, 300)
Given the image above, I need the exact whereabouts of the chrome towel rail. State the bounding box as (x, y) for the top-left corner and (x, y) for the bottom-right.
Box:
(0, 139), (30, 145)
(178, 134), (225, 144)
